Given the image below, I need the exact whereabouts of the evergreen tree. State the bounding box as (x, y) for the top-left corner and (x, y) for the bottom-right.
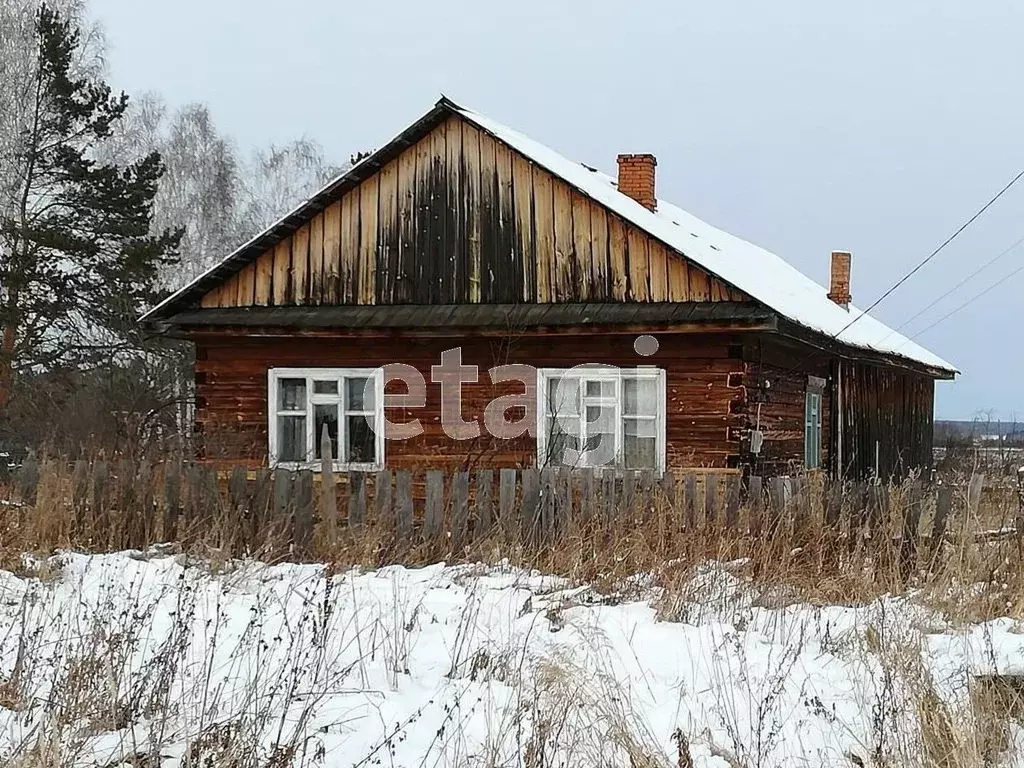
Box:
(0, 3), (181, 410)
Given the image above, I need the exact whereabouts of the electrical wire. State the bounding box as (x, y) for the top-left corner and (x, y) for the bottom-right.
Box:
(833, 167), (1024, 342)
(895, 232), (1024, 332)
(900, 259), (1024, 345)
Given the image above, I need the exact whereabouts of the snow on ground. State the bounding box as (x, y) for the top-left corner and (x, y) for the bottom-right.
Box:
(0, 552), (1022, 767)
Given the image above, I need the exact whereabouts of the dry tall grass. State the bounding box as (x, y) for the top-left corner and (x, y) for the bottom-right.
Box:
(2, 459), (1022, 623)
(1, 460), (1023, 766)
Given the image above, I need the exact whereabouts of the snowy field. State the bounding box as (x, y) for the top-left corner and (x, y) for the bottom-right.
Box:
(0, 551), (1023, 767)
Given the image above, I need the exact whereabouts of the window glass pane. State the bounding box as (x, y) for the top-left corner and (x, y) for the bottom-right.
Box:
(545, 416), (580, 467)
(583, 404), (616, 466)
(346, 377), (374, 411)
(346, 414), (377, 463)
(624, 377), (657, 416)
(624, 418), (657, 469)
(582, 432), (616, 466)
(314, 404), (339, 460)
(623, 418), (657, 469)
(624, 434), (657, 469)
(277, 415), (306, 462)
(804, 392), (821, 469)
(547, 377), (579, 416)
(585, 379), (614, 399)
(314, 380), (338, 395)
(278, 378), (306, 411)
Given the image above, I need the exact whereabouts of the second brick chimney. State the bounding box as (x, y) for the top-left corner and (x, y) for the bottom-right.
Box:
(827, 250), (852, 309)
(617, 154), (657, 211)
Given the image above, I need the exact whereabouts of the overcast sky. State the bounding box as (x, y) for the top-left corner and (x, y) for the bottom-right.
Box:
(90, 0), (1024, 421)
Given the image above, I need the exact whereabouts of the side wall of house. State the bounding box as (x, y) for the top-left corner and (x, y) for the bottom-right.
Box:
(199, 115), (745, 309)
(836, 359), (935, 479)
(192, 331), (747, 471)
(738, 337), (935, 479)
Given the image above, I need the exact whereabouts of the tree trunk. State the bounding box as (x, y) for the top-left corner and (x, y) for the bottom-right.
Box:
(0, 322), (16, 410)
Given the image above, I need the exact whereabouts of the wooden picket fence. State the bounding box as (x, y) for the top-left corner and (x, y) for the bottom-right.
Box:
(5, 454), (992, 579)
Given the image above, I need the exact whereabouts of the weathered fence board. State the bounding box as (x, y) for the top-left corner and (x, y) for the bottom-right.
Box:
(16, 453), (39, 506)
(348, 472), (366, 527)
(601, 468), (616, 523)
(424, 470), (444, 540)
(683, 473), (697, 530)
(476, 470), (493, 535)
(499, 468), (516, 536)
(395, 470), (413, 539)
(376, 470), (393, 522)
(747, 475), (763, 537)
(521, 468), (540, 543)
(725, 475), (741, 529)
(705, 475), (718, 531)
(320, 426), (338, 535)
(900, 482), (925, 580)
(253, 468), (271, 543)
(3, 460), (994, 572)
(294, 470), (314, 557)
(451, 471), (469, 549)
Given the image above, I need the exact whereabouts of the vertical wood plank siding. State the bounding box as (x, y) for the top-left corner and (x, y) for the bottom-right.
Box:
(837, 360), (934, 479)
(207, 116), (740, 308)
(193, 332), (747, 472)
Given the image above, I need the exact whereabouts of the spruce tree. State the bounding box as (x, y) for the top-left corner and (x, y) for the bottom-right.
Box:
(0, 3), (181, 410)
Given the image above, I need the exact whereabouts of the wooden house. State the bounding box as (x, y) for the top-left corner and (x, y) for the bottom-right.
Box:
(142, 97), (956, 480)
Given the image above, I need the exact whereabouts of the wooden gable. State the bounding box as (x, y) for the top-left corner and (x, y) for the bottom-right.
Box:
(200, 115), (746, 310)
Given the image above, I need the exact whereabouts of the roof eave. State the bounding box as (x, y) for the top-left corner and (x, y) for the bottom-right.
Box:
(154, 301), (776, 336)
(776, 318), (957, 380)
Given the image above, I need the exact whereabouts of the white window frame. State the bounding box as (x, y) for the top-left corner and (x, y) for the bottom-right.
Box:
(536, 366), (667, 474)
(268, 367), (385, 471)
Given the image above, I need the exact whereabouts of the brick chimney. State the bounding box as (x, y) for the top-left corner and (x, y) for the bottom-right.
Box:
(827, 250), (852, 308)
(616, 154), (657, 211)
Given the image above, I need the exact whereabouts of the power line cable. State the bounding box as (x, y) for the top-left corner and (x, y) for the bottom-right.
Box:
(870, 232), (1024, 347)
(900, 259), (1024, 345)
(833, 168), (1024, 342)
(896, 233), (1024, 331)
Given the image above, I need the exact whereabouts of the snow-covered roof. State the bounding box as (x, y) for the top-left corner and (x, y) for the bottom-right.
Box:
(454, 104), (955, 375)
(144, 97), (955, 376)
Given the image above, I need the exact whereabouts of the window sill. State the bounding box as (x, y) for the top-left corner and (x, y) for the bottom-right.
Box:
(538, 464), (667, 479)
(271, 462), (384, 473)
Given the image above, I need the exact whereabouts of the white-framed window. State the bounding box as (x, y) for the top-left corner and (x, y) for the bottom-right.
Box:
(536, 366), (666, 473)
(804, 376), (825, 470)
(268, 367), (385, 471)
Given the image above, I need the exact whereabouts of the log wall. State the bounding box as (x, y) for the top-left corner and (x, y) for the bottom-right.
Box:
(736, 338), (832, 477)
(193, 331), (747, 471)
